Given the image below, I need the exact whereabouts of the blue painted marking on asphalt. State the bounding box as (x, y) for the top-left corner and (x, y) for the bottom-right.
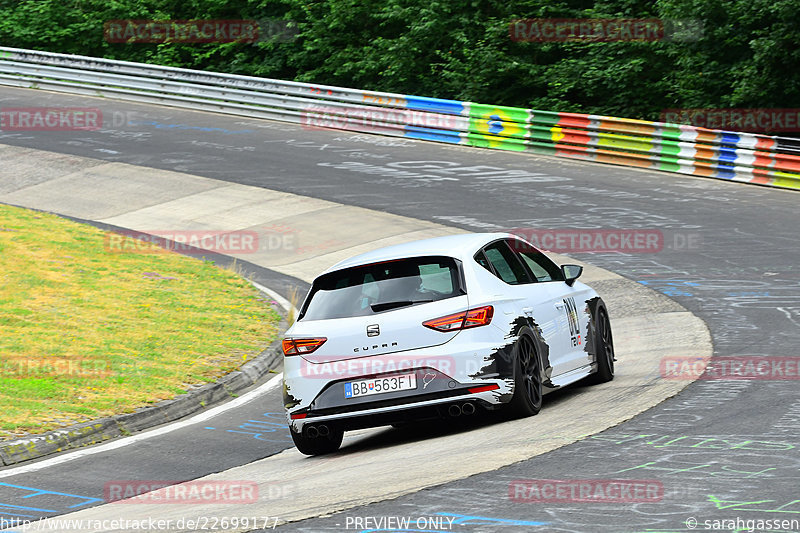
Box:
(637, 279), (697, 297)
(637, 280), (774, 300)
(224, 431), (289, 442)
(360, 529), (455, 532)
(637, 280), (701, 286)
(203, 412), (292, 442)
(356, 511), (550, 531)
(0, 503), (55, 513)
(436, 512), (548, 526)
(0, 511), (37, 519)
(0, 483), (102, 509)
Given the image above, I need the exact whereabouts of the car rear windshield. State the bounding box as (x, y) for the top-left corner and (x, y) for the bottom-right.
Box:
(299, 256), (465, 320)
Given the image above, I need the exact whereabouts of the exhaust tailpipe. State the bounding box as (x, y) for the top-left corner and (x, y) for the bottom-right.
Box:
(448, 404), (462, 417)
(461, 402), (476, 416)
(305, 426), (319, 438)
(317, 424), (330, 437)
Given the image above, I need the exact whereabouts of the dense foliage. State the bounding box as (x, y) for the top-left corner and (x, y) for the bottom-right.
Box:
(0, 0), (797, 120)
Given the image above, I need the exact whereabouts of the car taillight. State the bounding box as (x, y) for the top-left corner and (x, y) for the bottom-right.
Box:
(423, 305), (494, 332)
(282, 337), (327, 356)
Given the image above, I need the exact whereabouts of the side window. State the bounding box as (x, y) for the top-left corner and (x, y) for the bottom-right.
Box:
(519, 252), (554, 282)
(474, 250), (492, 273)
(481, 241), (532, 285)
(510, 240), (563, 282)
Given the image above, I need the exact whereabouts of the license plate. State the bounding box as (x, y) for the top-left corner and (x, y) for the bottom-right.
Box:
(344, 373), (417, 399)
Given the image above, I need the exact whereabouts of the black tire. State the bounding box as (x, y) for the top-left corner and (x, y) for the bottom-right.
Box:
(290, 424), (343, 456)
(588, 305), (615, 384)
(507, 335), (543, 417)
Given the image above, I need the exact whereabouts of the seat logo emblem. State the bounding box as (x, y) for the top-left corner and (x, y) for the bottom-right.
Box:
(367, 324), (380, 337)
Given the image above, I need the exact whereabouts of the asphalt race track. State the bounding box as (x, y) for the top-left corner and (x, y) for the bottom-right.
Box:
(1, 85), (799, 533)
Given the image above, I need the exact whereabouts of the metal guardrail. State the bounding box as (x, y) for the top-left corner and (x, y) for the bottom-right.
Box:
(1, 46), (798, 190)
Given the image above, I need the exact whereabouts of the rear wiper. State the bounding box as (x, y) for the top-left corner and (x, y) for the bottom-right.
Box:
(370, 299), (433, 312)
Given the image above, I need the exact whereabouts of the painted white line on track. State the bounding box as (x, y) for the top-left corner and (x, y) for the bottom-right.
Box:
(0, 372), (283, 478)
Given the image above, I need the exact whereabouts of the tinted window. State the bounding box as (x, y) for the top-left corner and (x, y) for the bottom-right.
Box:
(474, 250), (492, 273)
(300, 256), (464, 320)
(481, 241), (532, 285)
(507, 239), (564, 282)
(418, 263), (456, 293)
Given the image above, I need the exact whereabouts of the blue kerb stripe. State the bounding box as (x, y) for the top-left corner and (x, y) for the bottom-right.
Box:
(716, 165), (737, 179)
(404, 126), (461, 143)
(405, 95), (464, 115)
(716, 147), (738, 163)
(720, 132), (741, 146)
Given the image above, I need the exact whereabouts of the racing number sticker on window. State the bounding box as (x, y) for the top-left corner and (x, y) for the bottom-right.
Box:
(563, 297), (582, 347)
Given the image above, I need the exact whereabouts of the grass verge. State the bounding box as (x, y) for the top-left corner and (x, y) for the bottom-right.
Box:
(0, 204), (281, 439)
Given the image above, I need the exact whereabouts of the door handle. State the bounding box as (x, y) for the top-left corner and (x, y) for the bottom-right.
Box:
(554, 301), (565, 310)
(522, 307), (534, 315)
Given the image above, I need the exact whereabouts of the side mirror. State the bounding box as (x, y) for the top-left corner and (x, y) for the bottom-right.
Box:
(561, 264), (583, 286)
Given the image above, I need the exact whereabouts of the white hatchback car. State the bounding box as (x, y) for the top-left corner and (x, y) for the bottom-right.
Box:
(282, 233), (614, 455)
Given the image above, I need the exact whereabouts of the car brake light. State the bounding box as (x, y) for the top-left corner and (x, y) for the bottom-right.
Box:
(282, 337), (327, 356)
(423, 305), (494, 332)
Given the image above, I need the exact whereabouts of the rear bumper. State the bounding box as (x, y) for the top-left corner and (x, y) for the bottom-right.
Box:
(288, 388), (505, 432)
(283, 327), (517, 432)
